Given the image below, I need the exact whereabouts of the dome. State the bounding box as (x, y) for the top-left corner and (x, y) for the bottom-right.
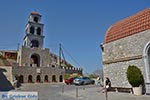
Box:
(104, 8), (150, 44)
(31, 11), (40, 16)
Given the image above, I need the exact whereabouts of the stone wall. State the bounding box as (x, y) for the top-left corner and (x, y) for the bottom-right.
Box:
(103, 59), (144, 87)
(63, 67), (82, 75)
(103, 30), (150, 87)
(12, 66), (65, 83)
(18, 46), (50, 67)
(103, 30), (150, 62)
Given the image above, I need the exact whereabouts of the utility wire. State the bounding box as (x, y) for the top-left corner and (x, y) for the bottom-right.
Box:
(61, 44), (89, 75)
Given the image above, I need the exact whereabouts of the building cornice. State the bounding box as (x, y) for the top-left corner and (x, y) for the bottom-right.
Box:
(103, 55), (142, 64)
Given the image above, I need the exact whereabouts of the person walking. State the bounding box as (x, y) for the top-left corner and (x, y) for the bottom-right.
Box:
(105, 77), (111, 90)
(102, 77), (111, 93)
(96, 76), (101, 86)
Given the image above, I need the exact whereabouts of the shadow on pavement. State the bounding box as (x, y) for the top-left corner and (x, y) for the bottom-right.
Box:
(0, 68), (14, 91)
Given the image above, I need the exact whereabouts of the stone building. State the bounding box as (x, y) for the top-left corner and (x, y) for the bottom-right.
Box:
(101, 8), (150, 94)
(0, 12), (82, 87)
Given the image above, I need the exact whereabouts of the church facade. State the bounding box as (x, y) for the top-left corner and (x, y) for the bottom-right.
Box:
(101, 8), (150, 94)
(0, 12), (82, 86)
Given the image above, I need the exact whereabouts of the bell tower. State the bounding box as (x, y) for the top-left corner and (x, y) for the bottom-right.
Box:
(15, 11), (65, 84)
(24, 12), (44, 49)
(17, 12), (50, 67)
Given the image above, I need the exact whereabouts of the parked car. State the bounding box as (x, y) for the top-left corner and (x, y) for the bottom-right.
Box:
(65, 77), (74, 85)
(73, 77), (95, 85)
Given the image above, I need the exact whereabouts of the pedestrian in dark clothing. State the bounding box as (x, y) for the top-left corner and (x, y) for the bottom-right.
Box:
(105, 77), (111, 90)
(102, 77), (111, 93)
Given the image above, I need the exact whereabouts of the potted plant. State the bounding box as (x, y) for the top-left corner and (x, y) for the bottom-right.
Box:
(126, 65), (144, 95)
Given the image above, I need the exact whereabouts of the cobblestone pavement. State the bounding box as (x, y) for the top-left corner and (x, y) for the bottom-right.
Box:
(12, 83), (150, 100)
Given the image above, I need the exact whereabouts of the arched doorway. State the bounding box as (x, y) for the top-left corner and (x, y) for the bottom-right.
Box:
(30, 54), (40, 67)
(19, 75), (24, 83)
(28, 75), (33, 83)
(36, 75), (41, 83)
(59, 75), (63, 82)
(143, 41), (150, 94)
(52, 75), (56, 82)
(44, 75), (48, 82)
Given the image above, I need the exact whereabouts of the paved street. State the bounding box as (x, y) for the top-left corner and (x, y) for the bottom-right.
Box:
(11, 83), (150, 100)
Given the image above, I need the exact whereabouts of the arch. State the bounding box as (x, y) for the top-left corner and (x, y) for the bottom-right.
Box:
(30, 54), (40, 67)
(59, 75), (63, 82)
(28, 75), (33, 83)
(34, 17), (38, 23)
(36, 75), (41, 83)
(19, 75), (24, 83)
(52, 75), (56, 82)
(30, 40), (39, 48)
(44, 75), (49, 82)
(143, 41), (150, 94)
(30, 26), (35, 34)
(37, 27), (41, 35)
(52, 65), (55, 68)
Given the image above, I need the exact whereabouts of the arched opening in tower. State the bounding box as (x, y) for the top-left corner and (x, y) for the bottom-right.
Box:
(30, 54), (40, 67)
(30, 40), (39, 48)
(34, 17), (38, 23)
(30, 26), (35, 34)
(37, 27), (41, 35)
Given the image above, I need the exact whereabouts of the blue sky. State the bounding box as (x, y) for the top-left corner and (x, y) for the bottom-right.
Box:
(0, 0), (149, 74)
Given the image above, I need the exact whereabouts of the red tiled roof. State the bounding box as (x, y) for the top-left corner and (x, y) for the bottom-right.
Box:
(104, 8), (150, 44)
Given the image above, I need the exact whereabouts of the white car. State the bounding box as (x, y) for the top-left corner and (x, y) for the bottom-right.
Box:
(73, 77), (95, 85)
